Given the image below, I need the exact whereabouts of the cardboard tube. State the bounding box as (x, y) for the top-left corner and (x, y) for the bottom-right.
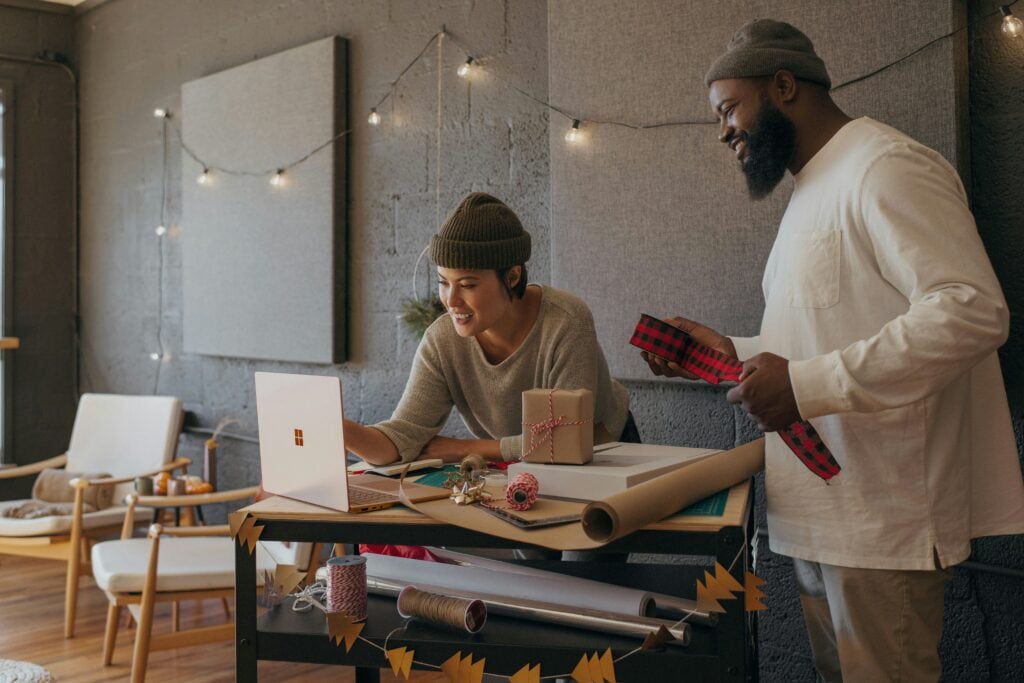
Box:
(581, 439), (764, 543)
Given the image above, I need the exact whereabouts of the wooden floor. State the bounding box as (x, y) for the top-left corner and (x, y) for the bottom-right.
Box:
(0, 554), (446, 682)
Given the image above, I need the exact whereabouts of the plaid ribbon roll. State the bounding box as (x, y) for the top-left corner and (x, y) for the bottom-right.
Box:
(630, 313), (841, 482)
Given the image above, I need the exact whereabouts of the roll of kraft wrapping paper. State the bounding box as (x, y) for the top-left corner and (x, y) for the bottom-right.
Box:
(630, 313), (840, 481)
(582, 438), (765, 544)
(363, 552), (655, 617)
(425, 547), (718, 626)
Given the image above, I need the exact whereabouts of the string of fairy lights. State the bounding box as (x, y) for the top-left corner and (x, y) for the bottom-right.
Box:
(145, 1), (1023, 372)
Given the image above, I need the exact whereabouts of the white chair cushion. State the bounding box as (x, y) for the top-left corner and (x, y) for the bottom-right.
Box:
(91, 537), (278, 593)
(0, 501), (152, 537)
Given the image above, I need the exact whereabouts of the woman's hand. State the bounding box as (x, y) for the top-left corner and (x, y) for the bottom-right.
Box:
(421, 436), (502, 463)
(642, 316), (738, 379)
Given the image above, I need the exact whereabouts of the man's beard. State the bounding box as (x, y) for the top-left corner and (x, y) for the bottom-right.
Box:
(740, 100), (796, 199)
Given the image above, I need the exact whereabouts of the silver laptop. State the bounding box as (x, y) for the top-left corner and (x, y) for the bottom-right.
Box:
(255, 372), (448, 513)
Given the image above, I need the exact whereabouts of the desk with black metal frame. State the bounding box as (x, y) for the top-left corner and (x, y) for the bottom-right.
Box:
(235, 479), (757, 682)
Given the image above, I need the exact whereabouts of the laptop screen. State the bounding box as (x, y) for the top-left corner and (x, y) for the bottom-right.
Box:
(255, 372), (353, 511)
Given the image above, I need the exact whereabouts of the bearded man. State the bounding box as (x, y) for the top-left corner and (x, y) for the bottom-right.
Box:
(643, 19), (1024, 682)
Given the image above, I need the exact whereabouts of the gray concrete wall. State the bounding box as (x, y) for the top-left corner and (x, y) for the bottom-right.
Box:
(74, 0), (550, 492)
(0, 2), (77, 499)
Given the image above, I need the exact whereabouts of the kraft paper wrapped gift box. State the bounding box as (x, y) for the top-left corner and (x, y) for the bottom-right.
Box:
(521, 388), (594, 465)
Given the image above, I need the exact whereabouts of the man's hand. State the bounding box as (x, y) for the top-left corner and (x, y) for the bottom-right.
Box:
(642, 316), (738, 379)
(725, 352), (802, 432)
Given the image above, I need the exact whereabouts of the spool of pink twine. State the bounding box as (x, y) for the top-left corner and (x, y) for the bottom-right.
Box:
(506, 472), (539, 511)
(326, 555), (367, 621)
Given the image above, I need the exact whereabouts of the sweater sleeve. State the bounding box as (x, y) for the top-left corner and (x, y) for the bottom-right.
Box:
(790, 144), (1009, 419)
(369, 333), (455, 463)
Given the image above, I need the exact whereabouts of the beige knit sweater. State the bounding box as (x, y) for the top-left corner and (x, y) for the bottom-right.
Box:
(372, 286), (630, 462)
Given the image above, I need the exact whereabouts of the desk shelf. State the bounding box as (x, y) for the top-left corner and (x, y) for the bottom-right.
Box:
(259, 587), (723, 680)
(236, 482), (757, 682)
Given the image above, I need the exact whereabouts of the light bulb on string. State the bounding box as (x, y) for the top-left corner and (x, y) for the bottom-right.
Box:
(197, 168), (211, 185)
(367, 108), (381, 126)
(457, 56), (476, 78)
(155, 225), (167, 237)
(149, 352), (162, 361)
(1001, 5), (1024, 37)
(565, 119), (582, 143)
(153, 108), (169, 119)
(270, 169), (285, 187)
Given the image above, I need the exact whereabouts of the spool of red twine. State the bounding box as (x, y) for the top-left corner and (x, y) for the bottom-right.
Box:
(326, 555), (367, 621)
(505, 472), (539, 511)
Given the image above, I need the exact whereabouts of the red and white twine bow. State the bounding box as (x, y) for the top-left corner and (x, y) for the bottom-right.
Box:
(521, 389), (592, 463)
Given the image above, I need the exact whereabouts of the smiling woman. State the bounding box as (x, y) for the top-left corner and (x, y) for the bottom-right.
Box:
(342, 192), (635, 467)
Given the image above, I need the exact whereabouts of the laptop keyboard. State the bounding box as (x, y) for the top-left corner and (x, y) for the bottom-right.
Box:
(348, 485), (397, 505)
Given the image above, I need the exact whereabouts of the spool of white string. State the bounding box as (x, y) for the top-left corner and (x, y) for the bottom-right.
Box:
(326, 555), (367, 621)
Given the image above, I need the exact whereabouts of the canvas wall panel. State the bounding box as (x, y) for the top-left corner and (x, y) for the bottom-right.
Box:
(181, 36), (346, 364)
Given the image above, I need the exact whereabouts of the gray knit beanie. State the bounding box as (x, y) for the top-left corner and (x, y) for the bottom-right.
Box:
(429, 193), (531, 269)
(704, 19), (831, 89)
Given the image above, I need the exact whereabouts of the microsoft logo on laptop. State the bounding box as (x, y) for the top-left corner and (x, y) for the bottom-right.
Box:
(294, 428), (304, 446)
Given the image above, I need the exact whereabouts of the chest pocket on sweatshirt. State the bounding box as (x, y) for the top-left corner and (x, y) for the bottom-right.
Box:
(786, 229), (841, 309)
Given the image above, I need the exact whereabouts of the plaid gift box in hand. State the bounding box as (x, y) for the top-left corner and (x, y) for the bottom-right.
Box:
(630, 313), (841, 482)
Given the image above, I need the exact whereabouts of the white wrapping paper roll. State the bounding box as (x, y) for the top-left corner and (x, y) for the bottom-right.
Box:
(364, 552), (655, 617)
(425, 547), (717, 626)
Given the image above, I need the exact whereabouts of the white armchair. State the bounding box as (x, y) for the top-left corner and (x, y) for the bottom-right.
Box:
(91, 487), (318, 683)
(0, 393), (185, 637)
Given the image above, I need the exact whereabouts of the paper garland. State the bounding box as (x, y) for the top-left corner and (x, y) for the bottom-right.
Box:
(640, 625), (676, 650)
(510, 663), (541, 683)
(744, 572), (768, 612)
(326, 612), (365, 652)
(228, 510), (264, 554)
(272, 563), (306, 597)
(441, 651), (486, 683)
(571, 648), (616, 683)
(387, 646), (415, 679)
(695, 562), (767, 613)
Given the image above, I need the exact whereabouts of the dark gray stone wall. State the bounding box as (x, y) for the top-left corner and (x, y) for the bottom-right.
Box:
(0, 2), (77, 499)
(964, 2), (1024, 681)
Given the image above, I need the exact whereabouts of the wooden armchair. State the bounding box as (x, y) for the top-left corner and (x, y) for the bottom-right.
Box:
(0, 394), (185, 638)
(91, 487), (319, 683)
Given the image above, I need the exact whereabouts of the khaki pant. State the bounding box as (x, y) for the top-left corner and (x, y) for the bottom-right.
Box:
(792, 558), (950, 683)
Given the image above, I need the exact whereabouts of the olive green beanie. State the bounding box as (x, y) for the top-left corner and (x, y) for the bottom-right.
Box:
(429, 193), (531, 269)
(704, 19), (831, 89)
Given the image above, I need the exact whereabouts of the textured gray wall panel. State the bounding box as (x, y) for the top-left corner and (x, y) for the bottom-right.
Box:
(181, 36), (345, 364)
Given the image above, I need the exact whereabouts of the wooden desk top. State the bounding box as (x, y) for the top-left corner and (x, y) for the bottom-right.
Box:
(242, 478), (750, 534)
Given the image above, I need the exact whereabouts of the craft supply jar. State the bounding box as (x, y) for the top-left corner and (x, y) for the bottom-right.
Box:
(167, 477), (186, 497)
(134, 476), (154, 496)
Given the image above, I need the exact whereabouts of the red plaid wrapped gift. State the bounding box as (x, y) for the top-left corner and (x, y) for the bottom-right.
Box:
(630, 313), (841, 482)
